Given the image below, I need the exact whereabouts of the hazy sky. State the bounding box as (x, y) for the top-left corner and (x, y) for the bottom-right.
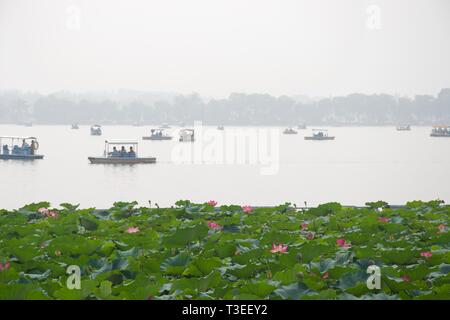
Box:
(1, 0), (449, 98)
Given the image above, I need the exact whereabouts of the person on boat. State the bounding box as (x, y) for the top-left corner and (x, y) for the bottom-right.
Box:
(21, 139), (30, 155)
(109, 146), (120, 157)
(2, 144), (9, 155)
(120, 146), (127, 157)
(30, 140), (37, 155)
(127, 146), (136, 158)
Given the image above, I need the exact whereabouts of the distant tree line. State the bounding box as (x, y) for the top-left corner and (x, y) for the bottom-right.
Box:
(0, 89), (449, 125)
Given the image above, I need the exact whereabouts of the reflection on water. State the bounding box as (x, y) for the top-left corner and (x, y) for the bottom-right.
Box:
(0, 125), (449, 209)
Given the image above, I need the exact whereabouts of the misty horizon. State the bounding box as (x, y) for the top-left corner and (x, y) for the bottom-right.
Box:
(1, 87), (449, 125)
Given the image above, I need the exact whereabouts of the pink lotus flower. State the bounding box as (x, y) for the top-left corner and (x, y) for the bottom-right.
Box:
(126, 227), (140, 234)
(322, 272), (329, 279)
(306, 232), (315, 240)
(207, 200), (218, 207)
(38, 207), (49, 215)
(48, 211), (59, 218)
(336, 238), (352, 249)
(301, 223), (308, 231)
(378, 217), (390, 223)
(270, 243), (288, 254)
(0, 261), (10, 271)
(207, 221), (222, 230)
(38, 207), (59, 218)
(420, 251), (432, 258)
(242, 205), (253, 213)
(401, 275), (410, 282)
(438, 224), (446, 232)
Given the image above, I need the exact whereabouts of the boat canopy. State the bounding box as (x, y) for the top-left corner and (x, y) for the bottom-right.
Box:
(103, 140), (139, 157)
(312, 129), (328, 132)
(105, 140), (138, 145)
(0, 136), (38, 140)
(432, 125), (450, 128)
(0, 136), (39, 145)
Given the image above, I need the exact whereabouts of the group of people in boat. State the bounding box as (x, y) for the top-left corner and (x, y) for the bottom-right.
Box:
(431, 127), (450, 135)
(2, 139), (38, 156)
(151, 129), (164, 137)
(313, 131), (325, 137)
(108, 146), (136, 158)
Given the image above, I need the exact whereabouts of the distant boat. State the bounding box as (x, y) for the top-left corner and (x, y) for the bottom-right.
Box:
(142, 129), (173, 141)
(304, 129), (335, 140)
(0, 136), (44, 160)
(160, 123), (171, 129)
(90, 125), (102, 136)
(430, 125), (450, 137)
(217, 125), (224, 130)
(297, 123), (307, 130)
(71, 124), (79, 129)
(179, 129), (195, 142)
(24, 122), (33, 127)
(396, 125), (411, 131)
(283, 127), (298, 135)
(88, 140), (156, 164)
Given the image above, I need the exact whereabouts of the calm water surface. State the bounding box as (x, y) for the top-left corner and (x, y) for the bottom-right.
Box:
(0, 125), (449, 209)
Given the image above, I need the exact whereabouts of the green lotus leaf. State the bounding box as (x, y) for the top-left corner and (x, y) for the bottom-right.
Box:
(338, 271), (368, 290)
(162, 224), (208, 247)
(0, 283), (48, 300)
(184, 257), (222, 277)
(238, 281), (277, 298)
(79, 217), (98, 231)
(53, 280), (98, 300)
(161, 253), (191, 275)
(300, 243), (333, 262)
(274, 282), (311, 300)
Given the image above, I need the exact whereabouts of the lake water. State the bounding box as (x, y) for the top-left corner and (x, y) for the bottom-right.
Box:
(1, 125), (449, 209)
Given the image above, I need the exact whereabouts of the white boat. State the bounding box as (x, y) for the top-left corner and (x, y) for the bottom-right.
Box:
(88, 140), (156, 164)
(0, 136), (44, 160)
(430, 125), (450, 137)
(142, 129), (173, 140)
(396, 125), (411, 131)
(71, 124), (79, 129)
(90, 125), (102, 136)
(304, 129), (335, 140)
(179, 129), (195, 142)
(283, 127), (298, 134)
(217, 125), (224, 130)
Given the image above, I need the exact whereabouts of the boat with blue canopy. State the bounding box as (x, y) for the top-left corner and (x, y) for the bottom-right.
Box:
(142, 129), (173, 141)
(88, 140), (156, 164)
(0, 136), (44, 160)
(430, 125), (450, 137)
(304, 129), (335, 140)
